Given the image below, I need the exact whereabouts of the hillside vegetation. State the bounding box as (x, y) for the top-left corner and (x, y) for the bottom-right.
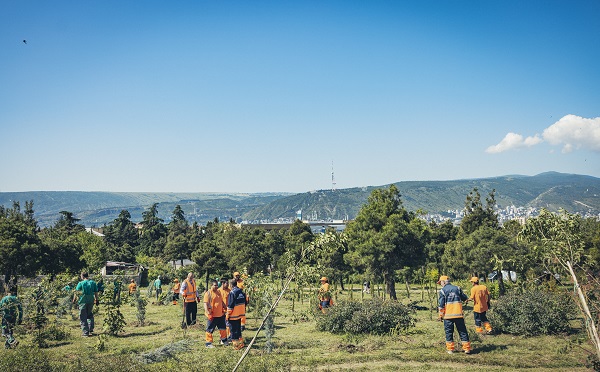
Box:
(1, 172), (598, 227)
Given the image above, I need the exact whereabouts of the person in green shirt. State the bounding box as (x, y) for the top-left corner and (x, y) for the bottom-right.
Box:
(1, 286), (22, 349)
(153, 276), (162, 302)
(73, 272), (99, 337)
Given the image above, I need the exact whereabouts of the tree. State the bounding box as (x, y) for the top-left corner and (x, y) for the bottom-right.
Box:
(164, 205), (190, 266)
(0, 201), (44, 287)
(460, 188), (498, 235)
(312, 229), (350, 289)
(103, 210), (139, 250)
(344, 185), (427, 300)
(138, 203), (167, 257)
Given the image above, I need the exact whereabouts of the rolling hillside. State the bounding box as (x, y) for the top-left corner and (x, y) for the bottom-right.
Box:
(1, 172), (598, 227)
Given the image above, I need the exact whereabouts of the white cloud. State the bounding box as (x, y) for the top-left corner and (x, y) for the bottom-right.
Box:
(485, 132), (542, 154)
(486, 114), (600, 154)
(542, 114), (600, 153)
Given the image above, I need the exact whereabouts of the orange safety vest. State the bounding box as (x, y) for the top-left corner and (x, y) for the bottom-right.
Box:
(172, 282), (181, 293)
(470, 284), (490, 313)
(204, 289), (226, 317)
(182, 279), (197, 303)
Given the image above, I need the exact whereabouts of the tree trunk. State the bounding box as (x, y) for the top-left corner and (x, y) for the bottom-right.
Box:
(567, 261), (600, 361)
(339, 276), (345, 291)
(405, 278), (411, 299)
(498, 273), (506, 296)
(384, 271), (397, 300)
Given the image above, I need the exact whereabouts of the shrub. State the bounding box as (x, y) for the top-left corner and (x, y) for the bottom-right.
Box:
(315, 298), (416, 335)
(489, 289), (577, 336)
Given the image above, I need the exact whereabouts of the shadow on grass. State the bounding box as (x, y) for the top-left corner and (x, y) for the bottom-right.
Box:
(473, 344), (508, 354)
(115, 326), (172, 338)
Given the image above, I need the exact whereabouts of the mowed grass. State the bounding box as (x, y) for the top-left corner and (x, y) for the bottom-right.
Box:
(0, 283), (592, 371)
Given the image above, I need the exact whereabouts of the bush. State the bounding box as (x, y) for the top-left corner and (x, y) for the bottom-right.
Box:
(315, 298), (416, 335)
(489, 289), (577, 336)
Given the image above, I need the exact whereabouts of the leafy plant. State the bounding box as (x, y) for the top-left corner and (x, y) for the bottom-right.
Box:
(489, 289), (577, 336)
(315, 298), (415, 335)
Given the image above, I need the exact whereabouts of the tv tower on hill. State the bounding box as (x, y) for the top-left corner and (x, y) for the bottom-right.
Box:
(331, 161), (336, 191)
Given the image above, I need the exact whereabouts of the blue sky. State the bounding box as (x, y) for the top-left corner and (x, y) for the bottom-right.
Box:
(1, 1), (599, 193)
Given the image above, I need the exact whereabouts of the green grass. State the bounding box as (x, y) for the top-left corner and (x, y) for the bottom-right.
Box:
(0, 285), (593, 371)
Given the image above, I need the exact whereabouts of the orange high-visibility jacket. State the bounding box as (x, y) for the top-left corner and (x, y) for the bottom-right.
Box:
(218, 287), (231, 307)
(181, 279), (197, 303)
(204, 289), (226, 317)
(469, 284), (490, 313)
(227, 287), (246, 321)
(172, 282), (181, 293)
(438, 283), (468, 319)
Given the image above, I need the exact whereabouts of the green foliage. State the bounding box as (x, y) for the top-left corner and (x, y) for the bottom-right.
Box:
(101, 282), (126, 335)
(489, 289), (577, 336)
(315, 298), (416, 335)
(130, 290), (147, 325)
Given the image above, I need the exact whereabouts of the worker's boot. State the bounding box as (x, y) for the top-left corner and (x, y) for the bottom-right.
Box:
(462, 341), (472, 354)
(475, 326), (484, 333)
(445, 341), (455, 354)
(484, 322), (493, 334)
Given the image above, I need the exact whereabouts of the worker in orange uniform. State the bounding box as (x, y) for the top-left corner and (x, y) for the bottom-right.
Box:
(171, 278), (181, 305)
(227, 279), (247, 350)
(203, 280), (228, 348)
(127, 279), (137, 295)
(467, 276), (492, 334)
(318, 277), (333, 313)
(437, 275), (471, 354)
(233, 271), (248, 331)
(180, 272), (200, 326)
(218, 278), (232, 341)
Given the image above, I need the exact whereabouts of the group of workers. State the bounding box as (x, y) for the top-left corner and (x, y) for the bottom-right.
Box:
(1, 271), (489, 355)
(173, 271), (248, 350)
(437, 275), (492, 355)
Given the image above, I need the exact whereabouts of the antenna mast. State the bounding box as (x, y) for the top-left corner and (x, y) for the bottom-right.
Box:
(331, 161), (336, 191)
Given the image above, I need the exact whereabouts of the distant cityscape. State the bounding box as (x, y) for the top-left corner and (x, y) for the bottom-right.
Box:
(239, 205), (600, 232)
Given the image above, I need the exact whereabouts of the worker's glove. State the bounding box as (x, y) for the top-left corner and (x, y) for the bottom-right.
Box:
(241, 325), (245, 332)
(207, 315), (214, 321)
(437, 316), (444, 322)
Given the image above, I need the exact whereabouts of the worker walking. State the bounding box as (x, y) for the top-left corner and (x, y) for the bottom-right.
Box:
(73, 272), (99, 337)
(171, 279), (181, 305)
(180, 272), (200, 326)
(318, 277), (333, 313)
(227, 279), (247, 350)
(128, 279), (137, 296)
(153, 276), (162, 303)
(1, 286), (22, 349)
(467, 276), (492, 334)
(437, 275), (471, 354)
(203, 280), (228, 348)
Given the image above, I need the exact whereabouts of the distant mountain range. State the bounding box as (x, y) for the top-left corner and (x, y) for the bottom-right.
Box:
(1, 172), (598, 227)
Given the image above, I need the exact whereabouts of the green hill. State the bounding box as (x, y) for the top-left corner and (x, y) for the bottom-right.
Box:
(1, 172), (598, 227)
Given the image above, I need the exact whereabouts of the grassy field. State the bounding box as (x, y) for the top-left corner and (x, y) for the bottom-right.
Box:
(0, 283), (593, 371)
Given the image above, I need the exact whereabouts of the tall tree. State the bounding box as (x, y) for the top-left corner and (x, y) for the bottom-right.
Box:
(344, 185), (427, 300)
(103, 210), (139, 250)
(460, 188), (499, 235)
(138, 203), (167, 257)
(312, 229), (350, 289)
(0, 202), (44, 286)
(164, 205), (190, 265)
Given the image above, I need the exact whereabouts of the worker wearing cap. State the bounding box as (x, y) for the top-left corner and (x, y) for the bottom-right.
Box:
(318, 277), (333, 313)
(171, 278), (181, 305)
(437, 275), (471, 354)
(233, 271), (248, 330)
(227, 279), (247, 350)
(467, 276), (492, 334)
